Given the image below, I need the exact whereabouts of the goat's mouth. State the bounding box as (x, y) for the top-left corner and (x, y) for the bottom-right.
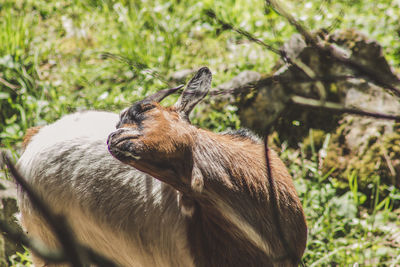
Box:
(107, 130), (142, 161)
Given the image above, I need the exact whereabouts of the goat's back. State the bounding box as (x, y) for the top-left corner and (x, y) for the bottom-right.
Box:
(17, 111), (193, 267)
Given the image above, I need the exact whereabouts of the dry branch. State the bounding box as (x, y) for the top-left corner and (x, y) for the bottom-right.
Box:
(204, 9), (281, 55)
(263, 137), (300, 265)
(291, 95), (400, 121)
(1, 152), (119, 267)
(265, 0), (400, 97)
(0, 219), (65, 263)
(101, 52), (172, 87)
(2, 152), (86, 266)
(204, 8), (400, 131)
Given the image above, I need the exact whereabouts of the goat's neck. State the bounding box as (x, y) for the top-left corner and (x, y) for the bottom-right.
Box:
(192, 129), (269, 198)
(185, 130), (285, 266)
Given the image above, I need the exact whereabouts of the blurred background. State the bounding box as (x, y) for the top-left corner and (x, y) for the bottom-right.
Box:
(1, 0), (400, 265)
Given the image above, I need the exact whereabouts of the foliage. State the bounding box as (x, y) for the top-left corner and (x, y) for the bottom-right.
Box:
(8, 249), (32, 267)
(1, 0), (399, 266)
(279, 130), (400, 265)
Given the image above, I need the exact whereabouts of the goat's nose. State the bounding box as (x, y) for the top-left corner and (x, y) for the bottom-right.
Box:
(107, 128), (141, 146)
(107, 128), (131, 145)
(107, 131), (119, 146)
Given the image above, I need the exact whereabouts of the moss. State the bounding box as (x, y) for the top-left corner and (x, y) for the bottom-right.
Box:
(324, 127), (400, 196)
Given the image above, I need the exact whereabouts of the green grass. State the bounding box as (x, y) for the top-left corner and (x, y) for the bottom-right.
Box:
(280, 130), (400, 265)
(1, 0), (400, 265)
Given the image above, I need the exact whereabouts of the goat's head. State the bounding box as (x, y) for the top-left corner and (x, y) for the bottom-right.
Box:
(107, 67), (211, 192)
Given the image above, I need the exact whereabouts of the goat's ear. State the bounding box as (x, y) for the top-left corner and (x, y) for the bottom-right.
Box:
(174, 67), (212, 119)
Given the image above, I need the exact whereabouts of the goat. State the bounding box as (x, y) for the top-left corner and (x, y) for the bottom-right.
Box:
(107, 67), (307, 266)
(17, 67), (306, 267)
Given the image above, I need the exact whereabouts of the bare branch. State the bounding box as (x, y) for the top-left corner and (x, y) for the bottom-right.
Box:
(333, 56), (400, 97)
(291, 95), (400, 121)
(0, 219), (65, 263)
(204, 9), (329, 102)
(100, 52), (171, 87)
(0, 217), (120, 267)
(205, 6), (400, 126)
(265, 0), (400, 97)
(1, 152), (120, 267)
(2, 152), (86, 266)
(266, 0), (318, 46)
(210, 74), (354, 96)
(204, 9), (281, 55)
(263, 137), (299, 265)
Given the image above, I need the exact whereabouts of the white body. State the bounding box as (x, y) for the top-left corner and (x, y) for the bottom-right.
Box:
(17, 111), (194, 267)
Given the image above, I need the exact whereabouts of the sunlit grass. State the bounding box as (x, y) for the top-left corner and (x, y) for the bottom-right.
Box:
(280, 130), (400, 265)
(1, 0), (400, 265)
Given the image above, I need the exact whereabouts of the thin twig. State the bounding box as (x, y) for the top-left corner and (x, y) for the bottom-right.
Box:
(291, 95), (400, 121)
(210, 75), (354, 96)
(334, 56), (400, 97)
(0, 218), (120, 267)
(264, 2), (328, 103)
(266, 0), (318, 46)
(100, 52), (171, 86)
(1, 152), (120, 267)
(2, 152), (86, 266)
(204, 9), (400, 127)
(206, 4), (400, 100)
(205, 9), (329, 102)
(204, 9), (281, 55)
(0, 219), (65, 263)
(265, 0), (400, 97)
(264, 136), (299, 265)
(327, 9), (345, 33)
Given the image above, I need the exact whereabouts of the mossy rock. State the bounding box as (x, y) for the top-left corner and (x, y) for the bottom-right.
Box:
(324, 123), (400, 197)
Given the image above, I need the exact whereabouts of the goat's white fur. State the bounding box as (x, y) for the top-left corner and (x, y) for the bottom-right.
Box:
(17, 111), (194, 267)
